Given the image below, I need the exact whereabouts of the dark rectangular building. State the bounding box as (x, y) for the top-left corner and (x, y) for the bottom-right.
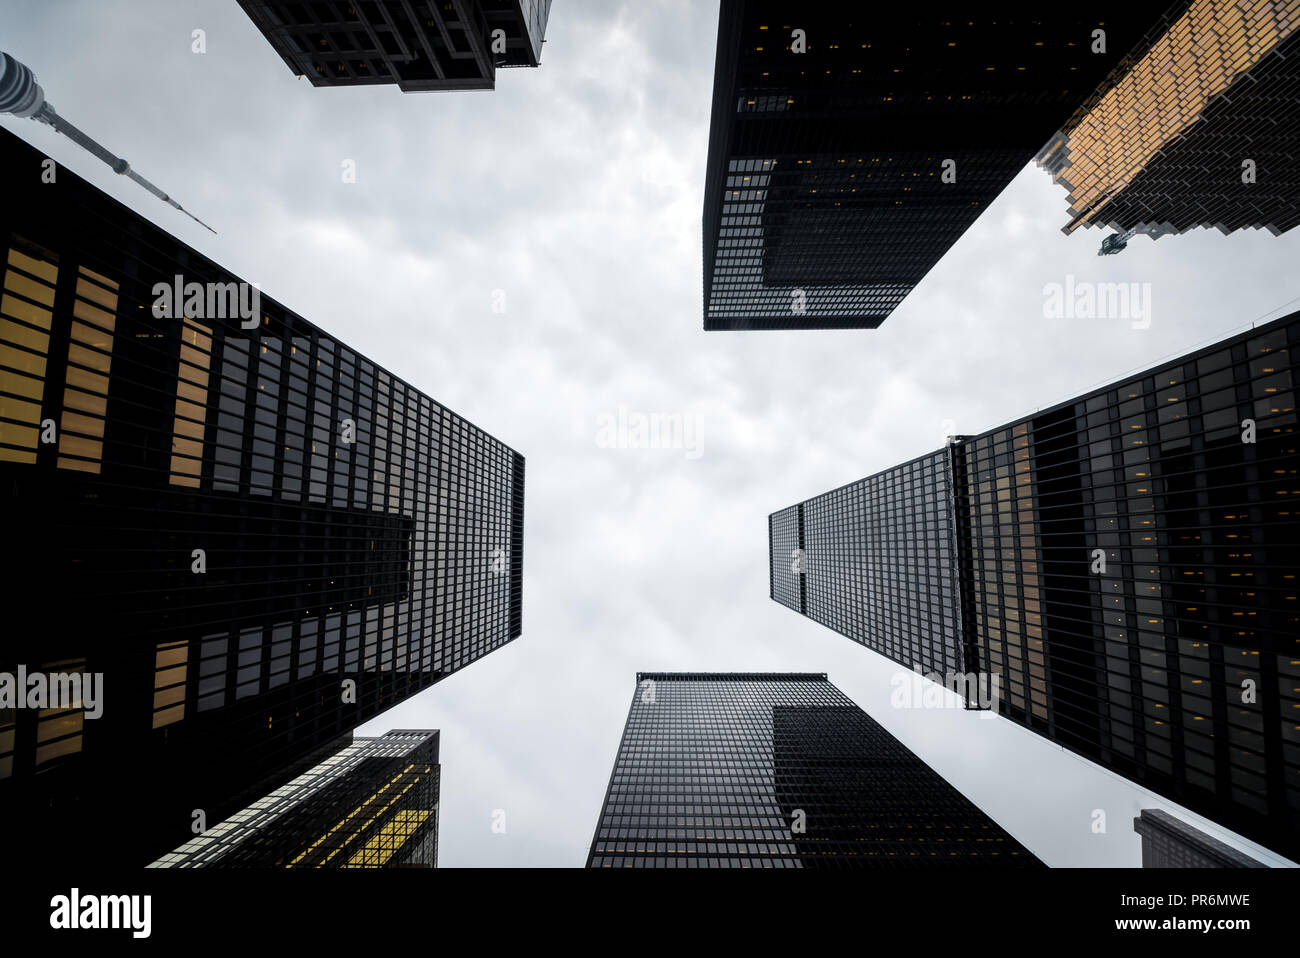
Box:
(586, 672), (1043, 867)
(237, 0), (551, 92)
(1036, 0), (1300, 248)
(0, 127), (524, 866)
(771, 448), (966, 679)
(149, 729), (440, 868)
(701, 2), (1173, 329)
(770, 311), (1300, 859)
(1133, 808), (1266, 867)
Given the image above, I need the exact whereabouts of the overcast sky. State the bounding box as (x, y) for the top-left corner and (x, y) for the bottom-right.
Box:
(3, 0), (1297, 868)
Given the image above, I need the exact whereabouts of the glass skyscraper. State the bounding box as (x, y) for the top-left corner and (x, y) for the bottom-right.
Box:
(1133, 808), (1266, 868)
(149, 729), (440, 868)
(1036, 0), (1300, 247)
(771, 449), (966, 678)
(0, 127), (524, 865)
(236, 0), (552, 92)
(701, 2), (1173, 329)
(770, 310), (1300, 860)
(586, 672), (1043, 868)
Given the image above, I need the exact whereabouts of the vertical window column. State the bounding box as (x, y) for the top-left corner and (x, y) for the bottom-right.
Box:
(168, 319), (213, 488)
(0, 246), (58, 465)
(56, 266), (119, 474)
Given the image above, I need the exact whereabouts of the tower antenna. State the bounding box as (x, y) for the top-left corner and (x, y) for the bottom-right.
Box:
(0, 51), (217, 234)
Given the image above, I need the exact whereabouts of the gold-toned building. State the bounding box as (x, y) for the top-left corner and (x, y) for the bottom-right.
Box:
(1038, 0), (1300, 242)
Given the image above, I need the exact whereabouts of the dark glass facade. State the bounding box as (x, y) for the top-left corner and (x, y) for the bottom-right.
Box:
(0, 127), (524, 865)
(586, 673), (1043, 868)
(701, 2), (1173, 330)
(149, 729), (440, 868)
(1132, 808), (1266, 867)
(1037, 0), (1300, 242)
(237, 0), (551, 92)
(771, 450), (965, 677)
(770, 311), (1300, 859)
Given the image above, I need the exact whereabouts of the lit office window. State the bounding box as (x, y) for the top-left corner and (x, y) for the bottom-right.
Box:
(0, 246), (58, 464)
(152, 640), (188, 729)
(169, 319), (213, 487)
(56, 266), (119, 473)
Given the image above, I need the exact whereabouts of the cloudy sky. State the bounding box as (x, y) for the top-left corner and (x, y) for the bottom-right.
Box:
(4, 0), (1297, 868)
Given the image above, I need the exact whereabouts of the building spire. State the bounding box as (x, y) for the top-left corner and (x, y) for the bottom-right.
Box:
(0, 51), (217, 234)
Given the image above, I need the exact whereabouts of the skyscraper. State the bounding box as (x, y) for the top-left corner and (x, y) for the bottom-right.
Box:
(0, 127), (524, 865)
(236, 0), (552, 92)
(149, 729), (440, 868)
(1036, 0), (1300, 253)
(1133, 808), (1266, 867)
(586, 672), (1043, 868)
(701, 2), (1173, 329)
(770, 310), (1299, 859)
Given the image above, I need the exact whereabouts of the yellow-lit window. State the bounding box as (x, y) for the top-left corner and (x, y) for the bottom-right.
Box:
(0, 246), (58, 464)
(169, 319), (213, 487)
(34, 659), (86, 766)
(344, 808), (432, 867)
(56, 266), (119, 473)
(152, 640), (188, 728)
